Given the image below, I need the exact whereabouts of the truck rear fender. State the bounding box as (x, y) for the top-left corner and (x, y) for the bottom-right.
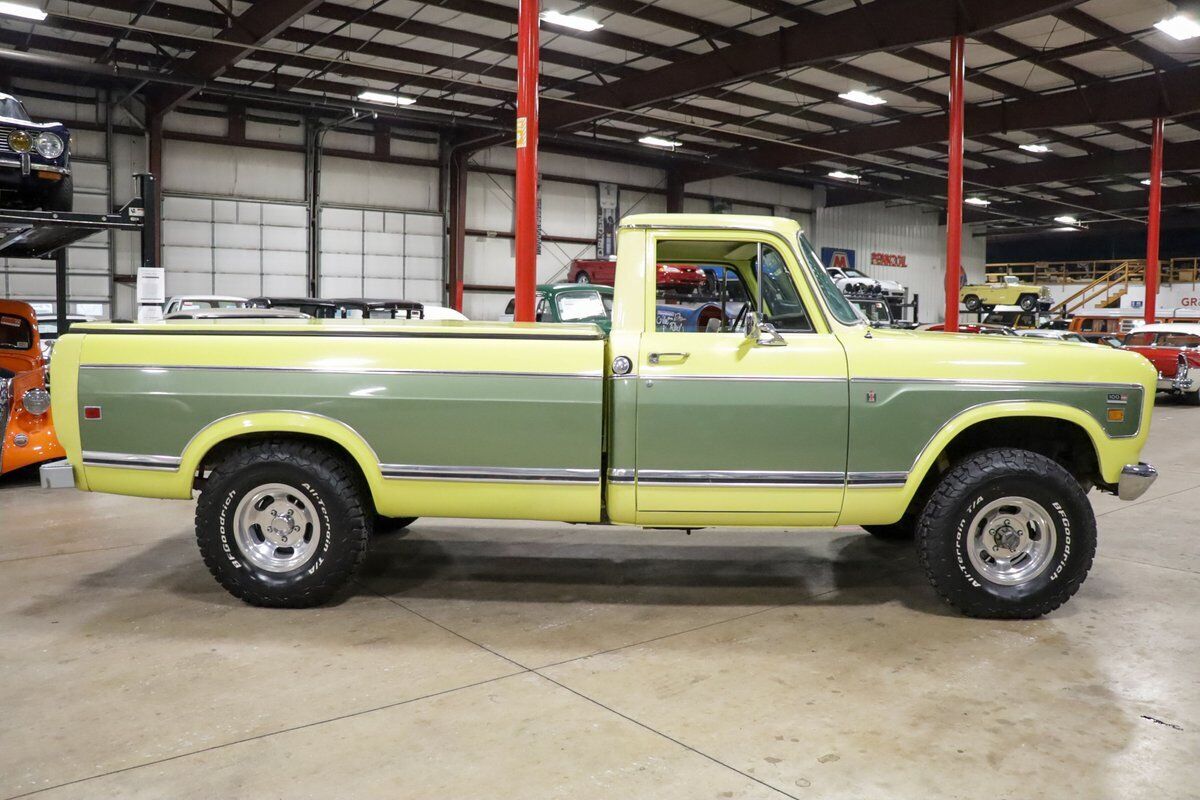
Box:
(182, 411), (386, 503)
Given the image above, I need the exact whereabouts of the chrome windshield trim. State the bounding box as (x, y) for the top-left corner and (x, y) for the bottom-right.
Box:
(380, 464), (600, 484)
(80, 364), (603, 379)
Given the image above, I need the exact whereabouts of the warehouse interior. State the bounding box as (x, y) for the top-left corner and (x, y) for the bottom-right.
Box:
(1, 0), (1199, 797)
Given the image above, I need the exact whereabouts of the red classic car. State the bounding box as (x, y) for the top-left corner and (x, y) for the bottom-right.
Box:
(1120, 323), (1200, 404)
(569, 258), (705, 291)
(1, 300), (66, 476)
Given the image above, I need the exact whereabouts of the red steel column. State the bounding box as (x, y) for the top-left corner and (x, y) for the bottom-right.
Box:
(1145, 118), (1164, 325)
(513, 0), (540, 322)
(943, 34), (965, 332)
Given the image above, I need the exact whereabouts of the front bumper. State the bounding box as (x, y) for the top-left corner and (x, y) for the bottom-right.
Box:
(1118, 462), (1157, 501)
(0, 156), (70, 181)
(1156, 373), (1193, 392)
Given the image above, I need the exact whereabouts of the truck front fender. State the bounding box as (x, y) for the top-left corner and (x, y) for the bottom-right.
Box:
(904, 399), (1136, 500)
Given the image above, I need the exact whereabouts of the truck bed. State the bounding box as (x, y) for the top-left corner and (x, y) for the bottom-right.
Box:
(52, 318), (608, 522)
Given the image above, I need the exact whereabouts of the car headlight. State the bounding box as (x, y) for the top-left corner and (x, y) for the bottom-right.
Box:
(8, 130), (32, 153)
(21, 387), (51, 416)
(35, 132), (64, 159)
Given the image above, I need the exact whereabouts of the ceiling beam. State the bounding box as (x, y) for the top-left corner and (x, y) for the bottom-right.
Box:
(683, 64), (1200, 181)
(973, 139), (1200, 187)
(541, 0), (1081, 131)
(148, 0), (323, 114)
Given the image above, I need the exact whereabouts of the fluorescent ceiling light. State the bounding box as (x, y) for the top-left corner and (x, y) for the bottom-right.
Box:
(0, 1), (47, 20)
(1054, 215), (1078, 225)
(827, 170), (860, 181)
(1154, 13), (1200, 41)
(1055, 226), (1082, 232)
(357, 90), (416, 106)
(838, 90), (886, 106)
(639, 135), (680, 148)
(541, 9), (603, 31)
(1019, 143), (1051, 154)
(1141, 178), (1153, 185)
(965, 197), (990, 206)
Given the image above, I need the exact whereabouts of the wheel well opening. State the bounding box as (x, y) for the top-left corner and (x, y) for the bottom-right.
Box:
(195, 432), (368, 494)
(903, 416), (1101, 522)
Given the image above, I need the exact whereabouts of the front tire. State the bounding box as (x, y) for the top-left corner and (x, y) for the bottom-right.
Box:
(1184, 388), (1200, 406)
(916, 448), (1096, 619)
(1018, 294), (1037, 311)
(963, 294), (981, 312)
(41, 174), (73, 212)
(195, 439), (372, 607)
(574, 271), (591, 284)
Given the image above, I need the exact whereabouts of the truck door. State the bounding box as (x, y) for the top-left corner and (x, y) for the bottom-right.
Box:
(633, 236), (849, 517)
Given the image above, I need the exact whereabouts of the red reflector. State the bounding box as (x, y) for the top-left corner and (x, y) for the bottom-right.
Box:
(84, 406), (102, 420)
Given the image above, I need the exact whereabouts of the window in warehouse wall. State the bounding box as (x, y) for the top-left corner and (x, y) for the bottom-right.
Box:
(318, 206), (443, 303)
(0, 159), (112, 318)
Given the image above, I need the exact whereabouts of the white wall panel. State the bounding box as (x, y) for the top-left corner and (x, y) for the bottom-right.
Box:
(163, 140), (305, 202)
(811, 201), (986, 324)
(319, 156), (438, 210)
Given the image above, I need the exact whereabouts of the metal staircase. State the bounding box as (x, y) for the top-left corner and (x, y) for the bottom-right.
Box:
(1049, 261), (1143, 317)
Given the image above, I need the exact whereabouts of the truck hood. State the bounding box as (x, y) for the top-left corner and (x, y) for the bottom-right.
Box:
(855, 326), (1158, 388)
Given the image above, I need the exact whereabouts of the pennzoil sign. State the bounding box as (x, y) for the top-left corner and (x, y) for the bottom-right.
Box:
(870, 252), (907, 268)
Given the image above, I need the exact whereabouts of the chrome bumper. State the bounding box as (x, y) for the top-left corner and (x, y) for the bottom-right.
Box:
(39, 459), (76, 489)
(1118, 462), (1157, 501)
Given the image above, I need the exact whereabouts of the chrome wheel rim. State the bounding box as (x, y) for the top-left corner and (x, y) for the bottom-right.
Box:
(966, 496), (1057, 586)
(233, 483), (321, 573)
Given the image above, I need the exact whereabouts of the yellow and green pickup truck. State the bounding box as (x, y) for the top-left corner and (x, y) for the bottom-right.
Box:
(47, 214), (1159, 618)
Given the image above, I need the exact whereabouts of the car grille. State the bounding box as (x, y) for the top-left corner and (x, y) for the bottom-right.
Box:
(0, 128), (13, 154)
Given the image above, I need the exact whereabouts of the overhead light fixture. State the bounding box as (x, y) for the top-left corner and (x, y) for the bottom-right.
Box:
(541, 9), (604, 31)
(1019, 143), (1051, 154)
(1054, 215), (1078, 225)
(1141, 178), (1154, 185)
(1154, 13), (1200, 41)
(837, 90), (886, 106)
(827, 170), (860, 181)
(638, 135), (680, 148)
(1055, 226), (1082, 232)
(357, 90), (416, 106)
(965, 197), (991, 206)
(0, 1), (47, 20)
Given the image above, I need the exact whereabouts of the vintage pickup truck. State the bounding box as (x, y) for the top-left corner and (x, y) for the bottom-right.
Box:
(48, 214), (1159, 618)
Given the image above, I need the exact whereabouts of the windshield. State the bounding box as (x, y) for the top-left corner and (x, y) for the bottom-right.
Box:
(797, 234), (860, 325)
(0, 95), (31, 122)
(0, 313), (34, 350)
(556, 290), (610, 322)
(843, 269), (866, 278)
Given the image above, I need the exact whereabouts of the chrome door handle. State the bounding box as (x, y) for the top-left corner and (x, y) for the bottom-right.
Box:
(648, 352), (690, 364)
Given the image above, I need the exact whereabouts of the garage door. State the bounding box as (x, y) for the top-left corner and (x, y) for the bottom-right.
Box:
(319, 206), (442, 303)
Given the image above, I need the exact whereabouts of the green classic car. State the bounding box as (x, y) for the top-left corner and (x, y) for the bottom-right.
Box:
(501, 284), (613, 332)
(48, 214), (1158, 619)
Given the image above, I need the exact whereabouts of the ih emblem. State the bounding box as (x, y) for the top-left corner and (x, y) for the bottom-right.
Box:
(866, 391), (877, 403)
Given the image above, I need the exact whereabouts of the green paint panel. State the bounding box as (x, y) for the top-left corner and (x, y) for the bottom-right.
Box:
(78, 368), (603, 470)
(606, 378), (638, 471)
(635, 378), (849, 472)
(848, 382), (1144, 473)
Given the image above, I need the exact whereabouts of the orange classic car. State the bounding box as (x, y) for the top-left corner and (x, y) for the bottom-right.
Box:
(0, 300), (64, 477)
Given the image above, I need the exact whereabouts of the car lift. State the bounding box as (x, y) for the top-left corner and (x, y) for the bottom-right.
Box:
(0, 172), (158, 330)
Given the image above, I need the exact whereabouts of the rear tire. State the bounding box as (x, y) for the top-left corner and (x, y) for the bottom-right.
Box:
(575, 272), (591, 284)
(916, 448), (1096, 619)
(195, 439), (372, 608)
(963, 294), (981, 312)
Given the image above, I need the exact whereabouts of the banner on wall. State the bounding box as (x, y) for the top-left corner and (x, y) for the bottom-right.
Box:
(820, 247), (855, 271)
(596, 182), (618, 257)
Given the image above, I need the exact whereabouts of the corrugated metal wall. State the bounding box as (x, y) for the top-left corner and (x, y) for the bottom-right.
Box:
(811, 201), (987, 323)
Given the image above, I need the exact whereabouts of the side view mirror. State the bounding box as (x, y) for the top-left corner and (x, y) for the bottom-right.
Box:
(745, 310), (786, 347)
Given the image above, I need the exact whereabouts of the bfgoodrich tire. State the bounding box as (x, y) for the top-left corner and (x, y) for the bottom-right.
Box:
(916, 448), (1096, 619)
(195, 439), (372, 607)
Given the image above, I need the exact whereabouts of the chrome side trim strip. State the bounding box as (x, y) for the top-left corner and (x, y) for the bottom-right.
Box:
(847, 471), (908, 487)
(635, 374), (847, 383)
(81, 450), (182, 471)
(380, 464), (600, 484)
(80, 364), (603, 380)
(635, 469), (845, 487)
(607, 467), (636, 484)
(850, 377), (1144, 391)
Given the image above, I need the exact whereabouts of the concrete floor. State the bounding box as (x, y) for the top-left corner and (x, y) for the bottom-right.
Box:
(1, 405), (1197, 799)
